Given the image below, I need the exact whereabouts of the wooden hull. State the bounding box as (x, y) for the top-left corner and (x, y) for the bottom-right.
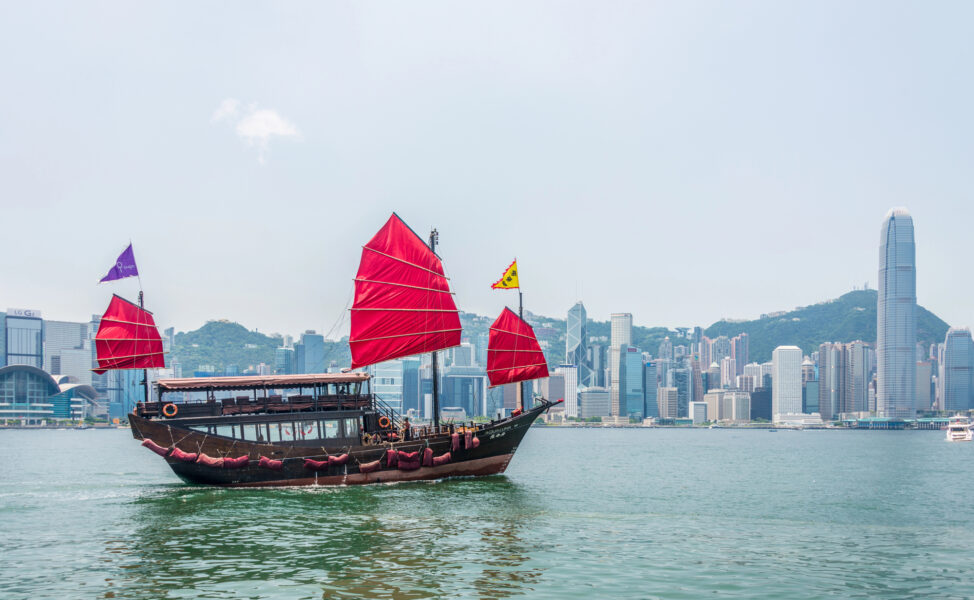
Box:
(129, 404), (548, 487)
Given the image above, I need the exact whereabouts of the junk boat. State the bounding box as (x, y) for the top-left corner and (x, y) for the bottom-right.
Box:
(111, 214), (558, 486)
(945, 415), (973, 443)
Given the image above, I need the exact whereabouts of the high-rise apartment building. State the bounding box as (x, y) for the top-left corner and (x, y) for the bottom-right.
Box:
(845, 341), (871, 413)
(772, 346), (802, 420)
(644, 361), (658, 418)
(609, 313), (632, 416)
(731, 334), (748, 376)
(710, 336), (732, 367)
(877, 208), (917, 418)
(942, 328), (974, 412)
(566, 302), (592, 387)
(818, 342), (844, 421)
(658, 337), (674, 361)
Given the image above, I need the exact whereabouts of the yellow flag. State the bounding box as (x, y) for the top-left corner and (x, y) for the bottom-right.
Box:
(491, 259), (519, 289)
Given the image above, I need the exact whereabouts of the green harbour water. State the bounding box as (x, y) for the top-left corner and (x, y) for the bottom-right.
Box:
(2, 427), (973, 599)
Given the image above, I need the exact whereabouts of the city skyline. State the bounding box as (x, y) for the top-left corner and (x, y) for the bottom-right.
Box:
(2, 3), (974, 336)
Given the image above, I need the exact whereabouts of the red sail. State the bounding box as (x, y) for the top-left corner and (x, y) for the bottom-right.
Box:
(93, 295), (165, 374)
(349, 213), (462, 369)
(486, 307), (549, 387)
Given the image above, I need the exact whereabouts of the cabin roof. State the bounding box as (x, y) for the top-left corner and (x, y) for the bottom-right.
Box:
(155, 372), (369, 392)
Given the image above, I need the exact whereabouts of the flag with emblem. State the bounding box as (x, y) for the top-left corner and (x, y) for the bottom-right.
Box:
(491, 259), (519, 289)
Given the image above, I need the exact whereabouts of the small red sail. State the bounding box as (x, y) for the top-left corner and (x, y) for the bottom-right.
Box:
(486, 307), (549, 387)
(349, 213), (462, 369)
(93, 295), (165, 374)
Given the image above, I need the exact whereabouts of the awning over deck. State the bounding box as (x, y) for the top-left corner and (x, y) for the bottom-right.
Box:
(155, 372), (369, 393)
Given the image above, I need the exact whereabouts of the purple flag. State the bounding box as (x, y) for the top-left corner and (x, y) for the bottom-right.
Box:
(99, 243), (139, 283)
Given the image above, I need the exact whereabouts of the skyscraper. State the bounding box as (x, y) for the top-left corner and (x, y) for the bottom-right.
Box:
(731, 333), (748, 376)
(772, 345), (802, 420)
(609, 313), (632, 416)
(942, 328), (974, 412)
(622, 346), (644, 418)
(644, 361), (659, 418)
(566, 302), (592, 387)
(555, 364), (579, 417)
(877, 208), (917, 418)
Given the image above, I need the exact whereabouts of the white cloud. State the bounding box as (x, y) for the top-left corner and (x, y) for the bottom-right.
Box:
(211, 99), (299, 164)
(211, 98), (240, 122)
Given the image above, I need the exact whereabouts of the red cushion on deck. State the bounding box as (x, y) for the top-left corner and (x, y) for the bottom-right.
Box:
(224, 455), (250, 469)
(451, 433), (459, 452)
(422, 447), (433, 467)
(259, 455), (283, 470)
(432, 452), (451, 466)
(329, 454), (349, 466)
(304, 458), (329, 471)
(170, 447), (198, 462)
(141, 439), (171, 457)
(359, 459), (381, 473)
(472, 436), (480, 449)
(196, 453), (225, 468)
(398, 458), (421, 471)
(464, 431), (472, 449)
(385, 449), (398, 467)
(397, 450), (419, 462)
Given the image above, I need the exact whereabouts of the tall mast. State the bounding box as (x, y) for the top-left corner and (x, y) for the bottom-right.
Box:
(138, 290), (150, 405)
(518, 290), (524, 411)
(429, 228), (441, 430)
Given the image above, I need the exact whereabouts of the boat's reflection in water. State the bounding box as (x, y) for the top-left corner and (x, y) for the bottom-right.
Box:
(123, 476), (543, 599)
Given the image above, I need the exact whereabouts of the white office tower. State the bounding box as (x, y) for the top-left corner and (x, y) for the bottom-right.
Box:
(877, 208), (917, 418)
(555, 364), (579, 418)
(772, 346), (803, 421)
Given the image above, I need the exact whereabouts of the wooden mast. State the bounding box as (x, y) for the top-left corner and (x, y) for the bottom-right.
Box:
(429, 228), (441, 430)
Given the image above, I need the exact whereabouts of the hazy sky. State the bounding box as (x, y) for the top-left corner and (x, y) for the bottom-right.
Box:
(1, 2), (972, 338)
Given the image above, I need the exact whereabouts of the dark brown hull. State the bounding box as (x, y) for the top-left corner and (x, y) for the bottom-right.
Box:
(129, 403), (548, 487)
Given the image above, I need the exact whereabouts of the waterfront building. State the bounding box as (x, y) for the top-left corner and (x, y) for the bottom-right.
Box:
(43, 319), (93, 387)
(720, 357), (736, 388)
(609, 313), (632, 416)
(623, 346), (644, 418)
(703, 390), (722, 422)
(690, 401), (708, 424)
(877, 207), (917, 418)
(731, 334), (748, 376)
(760, 362), (774, 386)
(0, 311), (5, 365)
(580, 387), (611, 418)
(442, 365), (488, 417)
(0, 364), (98, 424)
(942, 328), (974, 412)
(803, 379), (819, 415)
(370, 359), (407, 415)
(772, 346), (802, 421)
(566, 302), (593, 387)
(726, 391), (751, 422)
(4, 308), (44, 369)
(750, 387), (772, 421)
(643, 361), (659, 419)
(587, 343), (605, 388)
(818, 343), (844, 421)
(555, 365), (579, 417)
(668, 367), (691, 418)
(736, 374), (755, 393)
(743, 363), (762, 390)
(916, 360), (933, 412)
(845, 341), (871, 413)
(657, 387), (679, 420)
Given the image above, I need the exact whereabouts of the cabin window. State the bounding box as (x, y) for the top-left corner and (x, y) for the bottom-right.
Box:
(294, 420), (317, 440)
(282, 422), (298, 441)
(215, 425), (233, 438)
(269, 422), (283, 443)
(343, 417), (360, 438)
(322, 420), (339, 439)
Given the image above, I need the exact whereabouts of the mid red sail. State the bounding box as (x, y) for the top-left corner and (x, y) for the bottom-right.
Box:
(486, 307), (549, 387)
(93, 295), (165, 374)
(349, 214), (462, 369)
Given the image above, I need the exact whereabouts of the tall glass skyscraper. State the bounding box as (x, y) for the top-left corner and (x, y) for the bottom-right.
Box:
(566, 302), (592, 387)
(942, 328), (974, 412)
(877, 208), (917, 418)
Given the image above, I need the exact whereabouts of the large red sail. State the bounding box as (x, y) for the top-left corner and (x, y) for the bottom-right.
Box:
(349, 214), (462, 369)
(486, 307), (549, 387)
(93, 295), (165, 374)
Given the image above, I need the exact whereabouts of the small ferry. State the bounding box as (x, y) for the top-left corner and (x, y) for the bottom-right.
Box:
(945, 416), (972, 442)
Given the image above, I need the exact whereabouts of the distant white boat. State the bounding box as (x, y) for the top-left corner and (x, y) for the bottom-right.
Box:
(945, 416), (972, 442)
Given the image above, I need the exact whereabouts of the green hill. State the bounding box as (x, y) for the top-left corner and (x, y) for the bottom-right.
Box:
(171, 320), (351, 374)
(705, 290), (949, 363)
